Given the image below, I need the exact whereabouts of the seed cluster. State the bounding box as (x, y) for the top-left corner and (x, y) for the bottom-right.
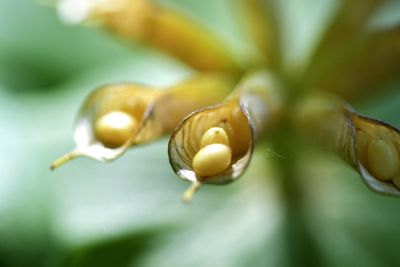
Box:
(192, 127), (232, 177)
(94, 111), (138, 148)
(356, 130), (400, 188)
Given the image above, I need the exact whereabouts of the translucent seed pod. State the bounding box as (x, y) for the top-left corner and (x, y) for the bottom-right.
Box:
(51, 73), (235, 170)
(295, 94), (400, 196)
(168, 70), (284, 202)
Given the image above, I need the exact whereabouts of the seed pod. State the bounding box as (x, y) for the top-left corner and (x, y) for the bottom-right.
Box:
(305, 12), (400, 100)
(168, 70), (284, 202)
(57, 0), (240, 72)
(51, 73), (235, 170)
(237, 0), (280, 68)
(295, 94), (400, 196)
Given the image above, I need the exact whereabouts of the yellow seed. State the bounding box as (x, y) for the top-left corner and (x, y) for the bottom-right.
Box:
(192, 144), (232, 177)
(94, 111), (138, 148)
(200, 127), (230, 148)
(367, 138), (399, 181)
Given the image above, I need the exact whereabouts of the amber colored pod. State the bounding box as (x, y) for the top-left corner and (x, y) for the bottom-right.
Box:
(168, 70), (284, 202)
(295, 94), (400, 196)
(237, 0), (280, 69)
(304, 0), (399, 100)
(58, 0), (240, 72)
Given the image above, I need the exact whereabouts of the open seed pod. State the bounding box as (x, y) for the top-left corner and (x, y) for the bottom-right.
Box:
(168, 71), (284, 202)
(51, 73), (235, 170)
(295, 94), (400, 196)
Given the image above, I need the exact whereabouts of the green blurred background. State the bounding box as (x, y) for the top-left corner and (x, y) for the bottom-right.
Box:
(0, 0), (400, 267)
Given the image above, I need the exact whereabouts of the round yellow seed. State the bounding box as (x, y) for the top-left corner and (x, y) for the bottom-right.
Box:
(94, 111), (138, 148)
(192, 144), (232, 177)
(200, 127), (230, 148)
(367, 138), (399, 181)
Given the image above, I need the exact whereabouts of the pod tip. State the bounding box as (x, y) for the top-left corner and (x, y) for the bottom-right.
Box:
(182, 181), (201, 204)
(50, 151), (79, 171)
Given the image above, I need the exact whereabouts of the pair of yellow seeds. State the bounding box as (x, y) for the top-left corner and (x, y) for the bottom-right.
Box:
(94, 111), (232, 177)
(357, 130), (400, 187)
(192, 127), (232, 177)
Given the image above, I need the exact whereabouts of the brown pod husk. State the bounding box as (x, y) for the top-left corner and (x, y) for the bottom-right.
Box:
(168, 71), (284, 202)
(51, 73), (235, 170)
(295, 94), (400, 196)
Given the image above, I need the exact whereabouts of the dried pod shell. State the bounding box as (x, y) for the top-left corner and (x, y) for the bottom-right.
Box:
(295, 94), (400, 196)
(168, 71), (284, 201)
(51, 73), (234, 169)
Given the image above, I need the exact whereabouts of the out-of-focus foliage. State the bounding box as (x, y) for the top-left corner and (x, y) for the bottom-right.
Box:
(0, 0), (399, 267)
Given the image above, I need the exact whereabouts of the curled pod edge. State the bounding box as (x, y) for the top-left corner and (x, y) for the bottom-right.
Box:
(168, 70), (284, 202)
